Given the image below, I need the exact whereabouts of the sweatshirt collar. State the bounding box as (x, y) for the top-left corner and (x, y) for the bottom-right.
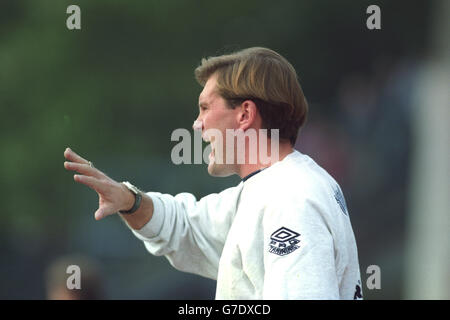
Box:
(242, 168), (266, 182)
(241, 150), (299, 182)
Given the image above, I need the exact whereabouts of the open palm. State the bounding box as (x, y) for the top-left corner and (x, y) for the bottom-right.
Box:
(63, 148), (133, 220)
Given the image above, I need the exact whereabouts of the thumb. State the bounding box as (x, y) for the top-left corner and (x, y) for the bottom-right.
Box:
(94, 205), (115, 221)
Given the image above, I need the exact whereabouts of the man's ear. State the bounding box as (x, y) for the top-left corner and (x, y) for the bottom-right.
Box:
(237, 100), (258, 130)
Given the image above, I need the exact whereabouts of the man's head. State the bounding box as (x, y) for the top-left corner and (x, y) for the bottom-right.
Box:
(194, 47), (308, 177)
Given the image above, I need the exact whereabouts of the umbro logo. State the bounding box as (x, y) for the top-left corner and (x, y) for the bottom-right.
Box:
(333, 185), (348, 216)
(268, 227), (301, 256)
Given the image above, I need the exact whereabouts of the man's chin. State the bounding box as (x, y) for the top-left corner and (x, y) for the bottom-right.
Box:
(207, 162), (234, 177)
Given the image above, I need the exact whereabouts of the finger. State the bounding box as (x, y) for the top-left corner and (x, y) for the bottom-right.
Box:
(65, 161), (103, 179)
(94, 205), (116, 221)
(73, 174), (106, 193)
(64, 147), (90, 165)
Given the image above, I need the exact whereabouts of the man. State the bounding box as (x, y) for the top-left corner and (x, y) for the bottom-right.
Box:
(64, 47), (363, 299)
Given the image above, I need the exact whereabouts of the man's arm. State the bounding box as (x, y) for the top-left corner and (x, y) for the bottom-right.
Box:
(262, 197), (341, 299)
(63, 147), (153, 229)
(119, 194), (154, 230)
(63, 147), (241, 280)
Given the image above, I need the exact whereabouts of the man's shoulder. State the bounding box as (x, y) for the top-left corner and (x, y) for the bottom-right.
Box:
(250, 152), (345, 218)
(198, 182), (245, 203)
(272, 151), (336, 195)
(241, 150), (344, 206)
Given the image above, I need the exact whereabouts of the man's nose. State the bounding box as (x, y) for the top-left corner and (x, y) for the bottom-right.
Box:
(192, 120), (203, 131)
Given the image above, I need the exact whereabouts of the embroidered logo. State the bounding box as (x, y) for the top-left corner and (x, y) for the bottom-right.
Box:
(353, 280), (363, 300)
(269, 227), (301, 256)
(333, 185), (348, 216)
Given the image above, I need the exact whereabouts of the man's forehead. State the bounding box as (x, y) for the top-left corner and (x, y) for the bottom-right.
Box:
(199, 75), (218, 104)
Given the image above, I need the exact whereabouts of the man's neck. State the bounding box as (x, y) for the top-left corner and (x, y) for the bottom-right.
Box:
(237, 141), (294, 179)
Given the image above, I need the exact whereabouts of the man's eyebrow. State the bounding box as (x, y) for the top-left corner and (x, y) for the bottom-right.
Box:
(198, 101), (208, 108)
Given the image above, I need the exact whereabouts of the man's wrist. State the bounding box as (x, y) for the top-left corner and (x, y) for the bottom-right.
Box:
(120, 192), (154, 230)
(119, 182), (142, 214)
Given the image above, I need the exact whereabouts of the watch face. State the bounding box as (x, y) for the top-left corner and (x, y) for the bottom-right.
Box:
(130, 185), (139, 194)
(123, 182), (139, 194)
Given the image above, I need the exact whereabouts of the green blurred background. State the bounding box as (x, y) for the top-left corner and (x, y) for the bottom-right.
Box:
(1, 0), (449, 299)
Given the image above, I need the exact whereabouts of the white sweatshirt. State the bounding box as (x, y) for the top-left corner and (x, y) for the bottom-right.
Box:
(130, 150), (363, 299)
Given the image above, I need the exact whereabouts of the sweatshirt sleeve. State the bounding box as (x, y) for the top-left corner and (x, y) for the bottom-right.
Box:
(129, 184), (243, 280)
(262, 196), (340, 299)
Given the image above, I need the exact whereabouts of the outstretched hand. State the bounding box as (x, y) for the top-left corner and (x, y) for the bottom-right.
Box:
(64, 147), (134, 220)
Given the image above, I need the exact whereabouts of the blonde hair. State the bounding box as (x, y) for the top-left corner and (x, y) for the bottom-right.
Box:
(195, 47), (308, 145)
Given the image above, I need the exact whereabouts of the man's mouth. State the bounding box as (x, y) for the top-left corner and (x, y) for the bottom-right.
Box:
(209, 144), (215, 162)
(202, 132), (210, 143)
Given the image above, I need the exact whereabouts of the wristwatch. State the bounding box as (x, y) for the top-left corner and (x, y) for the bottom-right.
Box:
(119, 181), (142, 214)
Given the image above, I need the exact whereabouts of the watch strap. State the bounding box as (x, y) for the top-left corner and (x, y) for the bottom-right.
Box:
(119, 184), (142, 214)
